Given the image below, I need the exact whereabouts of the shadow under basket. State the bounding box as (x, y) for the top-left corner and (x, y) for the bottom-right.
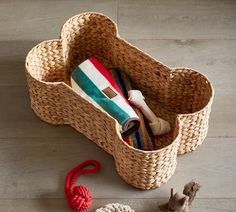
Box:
(25, 13), (214, 190)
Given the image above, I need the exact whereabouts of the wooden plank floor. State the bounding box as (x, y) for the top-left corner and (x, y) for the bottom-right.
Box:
(0, 0), (235, 211)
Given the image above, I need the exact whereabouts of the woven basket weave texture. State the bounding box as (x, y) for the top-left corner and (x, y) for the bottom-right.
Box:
(25, 13), (213, 189)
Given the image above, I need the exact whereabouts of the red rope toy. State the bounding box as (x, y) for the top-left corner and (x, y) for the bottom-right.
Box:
(65, 160), (101, 211)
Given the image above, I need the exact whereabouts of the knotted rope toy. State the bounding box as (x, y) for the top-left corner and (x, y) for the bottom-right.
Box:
(95, 203), (135, 212)
(65, 160), (101, 211)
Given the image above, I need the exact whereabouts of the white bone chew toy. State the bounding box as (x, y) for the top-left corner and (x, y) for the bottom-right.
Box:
(128, 90), (171, 136)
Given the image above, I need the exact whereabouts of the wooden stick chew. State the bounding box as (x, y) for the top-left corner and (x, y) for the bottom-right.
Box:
(128, 90), (171, 136)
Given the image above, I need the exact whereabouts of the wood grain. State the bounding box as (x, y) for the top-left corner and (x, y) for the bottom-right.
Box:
(0, 137), (235, 199)
(0, 0), (117, 41)
(118, 0), (236, 39)
(0, 41), (39, 86)
(0, 199), (235, 212)
(0, 0), (235, 211)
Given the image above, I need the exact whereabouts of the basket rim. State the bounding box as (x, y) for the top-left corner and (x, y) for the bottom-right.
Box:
(25, 12), (213, 154)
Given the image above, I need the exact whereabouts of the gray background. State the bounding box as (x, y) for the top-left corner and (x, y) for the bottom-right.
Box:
(0, 0), (235, 211)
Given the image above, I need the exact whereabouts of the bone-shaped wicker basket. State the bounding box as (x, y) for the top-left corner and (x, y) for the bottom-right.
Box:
(25, 13), (213, 190)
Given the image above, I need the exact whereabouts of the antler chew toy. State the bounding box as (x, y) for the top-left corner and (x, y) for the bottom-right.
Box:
(159, 181), (200, 212)
(128, 90), (171, 136)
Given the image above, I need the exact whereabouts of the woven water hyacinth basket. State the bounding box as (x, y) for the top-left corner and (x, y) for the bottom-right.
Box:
(25, 13), (213, 190)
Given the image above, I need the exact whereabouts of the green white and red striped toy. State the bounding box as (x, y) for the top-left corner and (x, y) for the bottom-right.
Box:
(71, 58), (140, 138)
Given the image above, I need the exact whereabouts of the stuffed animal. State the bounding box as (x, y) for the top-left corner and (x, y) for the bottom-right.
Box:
(159, 181), (200, 212)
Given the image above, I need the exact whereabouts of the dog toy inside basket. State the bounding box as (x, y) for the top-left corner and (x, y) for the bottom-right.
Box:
(25, 12), (213, 190)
